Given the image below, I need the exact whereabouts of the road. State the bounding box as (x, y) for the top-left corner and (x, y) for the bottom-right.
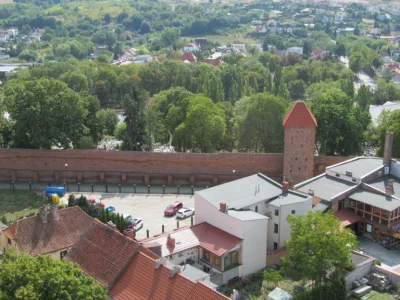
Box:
(339, 56), (376, 91)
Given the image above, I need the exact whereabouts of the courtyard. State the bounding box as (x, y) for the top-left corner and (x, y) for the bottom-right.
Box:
(71, 192), (195, 240)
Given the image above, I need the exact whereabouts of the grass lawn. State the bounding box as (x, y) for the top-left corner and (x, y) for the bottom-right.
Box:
(0, 190), (48, 223)
(183, 34), (260, 46)
(346, 291), (396, 300)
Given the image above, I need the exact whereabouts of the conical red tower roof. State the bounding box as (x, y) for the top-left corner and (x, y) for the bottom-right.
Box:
(283, 101), (317, 127)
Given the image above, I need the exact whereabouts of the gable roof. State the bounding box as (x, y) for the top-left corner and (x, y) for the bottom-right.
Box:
(5, 206), (94, 256)
(283, 102), (318, 127)
(108, 251), (229, 300)
(140, 222), (242, 257)
(197, 173), (283, 210)
(180, 52), (197, 63)
(65, 219), (153, 288)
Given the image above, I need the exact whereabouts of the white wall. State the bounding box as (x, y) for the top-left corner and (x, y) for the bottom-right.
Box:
(279, 198), (312, 248)
(390, 160), (400, 178)
(266, 205), (280, 250)
(243, 218), (268, 276)
(195, 194), (267, 277)
(168, 247), (199, 265)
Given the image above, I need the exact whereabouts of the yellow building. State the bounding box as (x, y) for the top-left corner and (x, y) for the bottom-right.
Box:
(0, 205), (94, 260)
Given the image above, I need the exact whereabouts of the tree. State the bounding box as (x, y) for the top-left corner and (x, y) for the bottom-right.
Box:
(96, 109), (119, 136)
(376, 110), (400, 157)
(302, 40), (312, 57)
(18, 50), (37, 62)
(349, 51), (366, 74)
(357, 84), (371, 111)
(336, 43), (346, 57)
(311, 88), (370, 155)
(160, 27), (180, 48)
(104, 13), (111, 24)
(234, 93), (287, 153)
(174, 95), (226, 152)
(5, 78), (88, 149)
(354, 24), (360, 36)
(77, 136), (96, 149)
(288, 79), (306, 100)
(0, 249), (107, 299)
(282, 211), (357, 287)
(262, 38), (269, 52)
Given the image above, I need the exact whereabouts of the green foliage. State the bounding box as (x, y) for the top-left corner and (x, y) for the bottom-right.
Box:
(311, 88), (370, 156)
(0, 249), (107, 300)
(292, 278), (346, 300)
(376, 260), (381, 266)
(234, 93), (287, 153)
(282, 211), (357, 286)
(376, 110), (400, 158)
(4, 78), (88, 149)
(263, 269), (283, 282)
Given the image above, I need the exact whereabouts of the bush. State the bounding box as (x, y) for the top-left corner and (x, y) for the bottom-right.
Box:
(292, 278), (346, 300)
(375, 260), (381, 266)
(263, 269), (283, 282)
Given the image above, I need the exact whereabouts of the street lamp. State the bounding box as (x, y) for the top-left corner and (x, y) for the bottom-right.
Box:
(136, 142), (140, 151)
(65, 163), (68, 192)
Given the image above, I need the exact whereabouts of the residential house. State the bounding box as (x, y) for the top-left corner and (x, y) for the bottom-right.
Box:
(0, 32), (9, 42)
(390, 69), (400, 85)
(195, 173), (312, 274)
(255, 25), (267, 33)
(6, 28), (18, 37)
(378, 14), (391, 22)
(369, 101), (400, 124)
(195, 38), (207, 47)
(202, 58), (224, 67)
(391, 50), (400, 60)
(140, 222), (243, 284)
(287, 47), (303, 55)
(370, 27), (382, 35)
(250, 44), (263, 53)
(367, 5), (380, 14)
(183, 43), (200, 53)
(232, 44), (246, 51)
(29, 31), (42, 42)
(310, 49), (326, 61)
(0, 206), (93, 260)
(295, 132), (400, 243)
(334, 12), (346, 24)
(304, 23), (315, 29)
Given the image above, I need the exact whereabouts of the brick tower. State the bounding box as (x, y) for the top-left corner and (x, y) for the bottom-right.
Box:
(283, 102), (318, 187)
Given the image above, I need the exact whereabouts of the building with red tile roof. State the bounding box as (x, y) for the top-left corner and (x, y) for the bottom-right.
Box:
(108, 251), (229, 300)
(283, 101), (318, 127)
(0, 206), (94, 259)
(65, 219), (145, 287)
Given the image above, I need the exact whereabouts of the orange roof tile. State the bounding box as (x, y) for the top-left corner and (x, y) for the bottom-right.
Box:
(65, 219), (142, 287)
(3, 221), (17, 239)
(283, 101), (318, 127)
(9, 206), (94, 256)
(140, 222), (242, 257)
(108, 252), (229, 300)
(180, 52), (197, 63)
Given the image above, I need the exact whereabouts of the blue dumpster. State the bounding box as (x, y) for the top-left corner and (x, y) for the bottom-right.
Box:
(45, 187), (66, 197)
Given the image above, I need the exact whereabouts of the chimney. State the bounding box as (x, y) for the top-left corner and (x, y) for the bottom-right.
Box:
(220, 202), (227, 213)
(383, 132), (394, 169)
(124, 229), (135, 240)
(169, 265), (181, 278)
(50, 205), (59, 221)
(107, 221), (116, 231)
(386, 185), (394, 195)
(39, 205), (48, 224)
(155, 257), (167, 269)
(282, 181), (289, 193)
(388, 179), (394, 187)
(167, 234), (175, 248)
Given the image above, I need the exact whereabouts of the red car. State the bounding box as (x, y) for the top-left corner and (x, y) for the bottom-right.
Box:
(164, 201), (183, 216)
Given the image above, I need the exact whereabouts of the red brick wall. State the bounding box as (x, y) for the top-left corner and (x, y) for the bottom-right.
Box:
(0, 149), (350, 185)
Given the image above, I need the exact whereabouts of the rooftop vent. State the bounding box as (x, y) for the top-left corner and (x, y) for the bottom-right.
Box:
(155, 257), (167, 270)
(345, 171), (352, 177)
(169, 265), (181, 278)
(308, 188), (314, 196)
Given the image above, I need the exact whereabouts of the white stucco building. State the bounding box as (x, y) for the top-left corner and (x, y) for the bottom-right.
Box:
(195, 173), (312, 276)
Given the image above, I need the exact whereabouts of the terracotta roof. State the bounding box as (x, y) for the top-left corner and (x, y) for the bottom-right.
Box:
(202, 58), (224, 67)
(334, 209), (362, 227)
(180, 52), (197, 63)
(65, 219), (144, 287)
(283, 101), (318, 127)
(3, 221), (17, 239)
(8, 206), (94, 256)
(108, 251), (229, 300)
(140, 222), (242, 257)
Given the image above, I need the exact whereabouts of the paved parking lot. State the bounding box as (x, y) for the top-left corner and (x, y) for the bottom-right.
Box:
(71, 192), (195, 240)
(358, 236), (400, 270)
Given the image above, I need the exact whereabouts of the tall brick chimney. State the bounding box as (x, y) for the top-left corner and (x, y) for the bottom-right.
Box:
(383, 132), (394, 170)
(50, 205), (59, 221)
(124, 229), (135, 240)
(167, 234), (175, 248)
(39, 205), (48, 224)
(282, 180), (289, 193)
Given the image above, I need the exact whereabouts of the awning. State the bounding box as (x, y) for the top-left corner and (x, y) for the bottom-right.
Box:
(334, 209), (362, 227)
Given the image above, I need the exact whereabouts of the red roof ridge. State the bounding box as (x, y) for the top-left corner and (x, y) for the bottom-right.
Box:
(283, 101), (317, 127)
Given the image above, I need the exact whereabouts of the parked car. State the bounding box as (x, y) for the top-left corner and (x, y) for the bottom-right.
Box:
(94, 202), (105, 207)
(128, 218), (143, 231)
(105, 206), (115, 212)
(88, 198), (96, 204)
(176, 207), (195, 219)
(123, 214), (132, 222)
(164, 201), (183, 216)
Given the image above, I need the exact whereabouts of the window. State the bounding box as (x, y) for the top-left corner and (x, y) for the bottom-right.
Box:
(255, 206), (258, 213)
(216, 257), (220, 265)
(291, 210), (296, 215)
(275, 209), (279, 216)
(274, 224), (279, 234)
(352, 179), (357, 182)
(60, 250), (68, 260)
(273, 242), (278, 250)
(7, 238), (11, 245)
(365, 204), (372, 213)
(350, 200), (355, 207)
(204, 250), (210, 262)
(224, 251), (239, 270)
(366, 224), (372, 233)
(375, 228), (379, 235)
(336, 174), (340, 177)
